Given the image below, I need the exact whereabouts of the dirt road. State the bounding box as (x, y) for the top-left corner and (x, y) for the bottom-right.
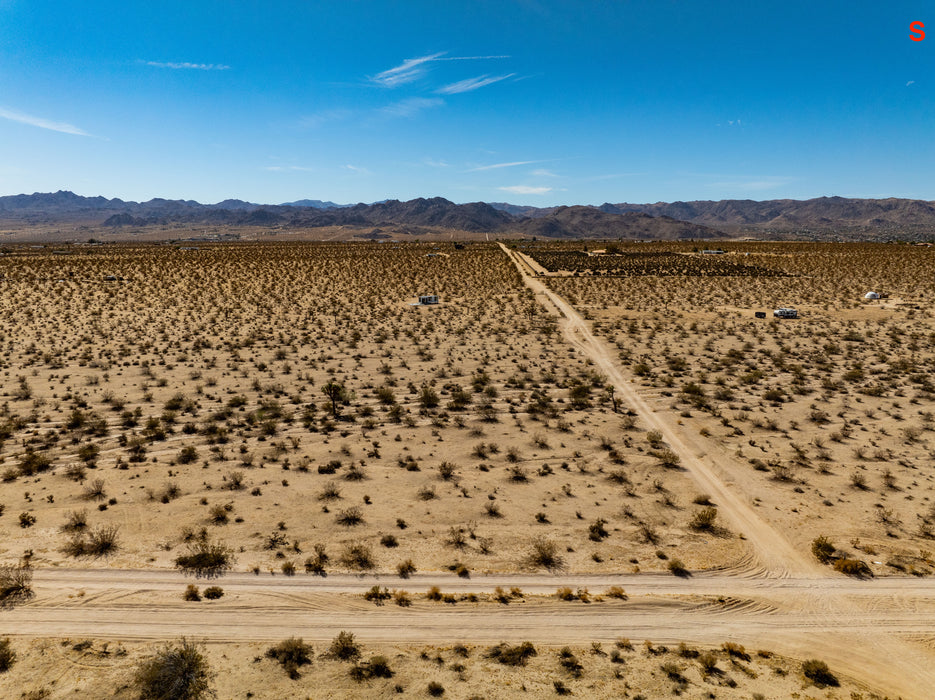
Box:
(498, 242), (935, 699)
(0, 566), (933, 698)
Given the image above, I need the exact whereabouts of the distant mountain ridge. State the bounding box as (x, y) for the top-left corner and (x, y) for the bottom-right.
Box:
(3, 191), (935, 240)
(490, 196), (935, 234)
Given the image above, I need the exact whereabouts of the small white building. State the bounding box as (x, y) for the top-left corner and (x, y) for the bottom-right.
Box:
(417, 294), (439, 305)
(864, 291), (881, 300)
(773, 307), (798, 319)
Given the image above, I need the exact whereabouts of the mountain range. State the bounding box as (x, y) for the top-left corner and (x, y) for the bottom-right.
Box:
(2, 191), (935, 241)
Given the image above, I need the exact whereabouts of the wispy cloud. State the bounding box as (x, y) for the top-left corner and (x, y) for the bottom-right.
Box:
(379, 97), (444, 117)
(370, 52), (445, 87)
(145, 61), (230, 70)
(344, 164), (372, 175)
(498, 185), (552, 195)
(422, 158), (449, 168)
(907, 80), (916, 87)
(370, 52), (510, 88)
(530, 168), (557, 177)
(466, 160), (545, 172)
(436, 73), (515, 94)
(298, 108), (353, 128)
(0, 106), (92, 136)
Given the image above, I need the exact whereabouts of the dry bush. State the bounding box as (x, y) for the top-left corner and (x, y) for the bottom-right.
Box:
(486, 641), (537, 666)
(328, 631), (361, 661)
(338, 542), (374, 570)
(0, 565), (33, 606)
(525, 537), (565, 571)
(174, 540), (234, 577)
(135, 638), (212, 700)
(0, 638), (14, 673)
(266, 637), (313, 679)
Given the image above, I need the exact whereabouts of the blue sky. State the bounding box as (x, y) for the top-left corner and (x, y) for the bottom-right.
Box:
(0, 1), (932, 205)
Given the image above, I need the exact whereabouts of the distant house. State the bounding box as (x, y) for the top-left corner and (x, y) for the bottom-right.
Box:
(773, 307), (798, 319)
(864, 291), (881, 300)
(417, 294), (439, 305)
(702, 249), (725, 254)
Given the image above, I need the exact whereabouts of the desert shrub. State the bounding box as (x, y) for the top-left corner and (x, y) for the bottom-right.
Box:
(318, 481), (341, 500)
(202, 586), (223, 600)
(380, 534), (399, 548)
(558, 647), (583, 677)
(667, 559), (690, 577)
(174, 540), (234, 577)
(328, 631), (361, 661)
(486, 641), (537, 666)
(438, 462), (457, 481)
(77, 443), (100, 464)
(811, 535), (836, 564)
(17, 449), (51, 477)
(183, 584), (201, 601)
(304, 544), (328, 575)
(0, 565), (33, 605)
(604, 586), (627, 600)
(526, 537), (565, 571)
(350, 654), (395, 682)
(70, 525), (120, 556)
(0, 638), (15, 672)
(419, 385), (440, 409)
(364, 586), (391, 604)
(366, 655), (394, 678)
(689, 507), (718, 531)
(224, 470), (245, 491)
(59, 509), (88, 534)
(426, 586), (443, 601)
(266, 637), (313, 679)
(18, 511), (36, 528)
(427, 680), (445, 696)
(802, 658), (839, 687)
(698, 651), (719, 674)
(397, 559), (416, 578)
(136, 638), (211, 700)
(722, 642), (750, 661)
(833, 558), (872, 577)
(339, 542), (374, 570)
(588, 518), (609, 541)
(553, 679), (572, 695)
(281, 561), (296, 576)
(336, 506), (364, 526)
(83, 478), (107, 501)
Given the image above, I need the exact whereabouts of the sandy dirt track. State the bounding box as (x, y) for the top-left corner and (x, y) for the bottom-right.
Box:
(499, 243), (935, 699)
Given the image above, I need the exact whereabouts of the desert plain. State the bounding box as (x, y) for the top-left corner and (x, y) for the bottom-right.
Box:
(0, 238), (933, 698)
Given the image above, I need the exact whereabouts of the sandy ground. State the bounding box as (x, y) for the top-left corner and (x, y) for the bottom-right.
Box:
(0, 240), (932, 698)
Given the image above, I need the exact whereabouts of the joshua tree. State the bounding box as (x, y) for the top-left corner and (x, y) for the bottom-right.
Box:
(322, 381), (348, 417)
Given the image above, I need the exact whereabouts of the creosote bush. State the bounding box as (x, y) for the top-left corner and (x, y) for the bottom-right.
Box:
(802, 658), (839, 687)
(526, 537), (565, 571)
(135, 638), (211, 700)
(328, 631), (361, 661)
(0, 564), (33, 605)
(174, 540), (234, 577)
(266, 637), (313, 679)
(486, 641), (537, 666)
(0, 638), (15, 673)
